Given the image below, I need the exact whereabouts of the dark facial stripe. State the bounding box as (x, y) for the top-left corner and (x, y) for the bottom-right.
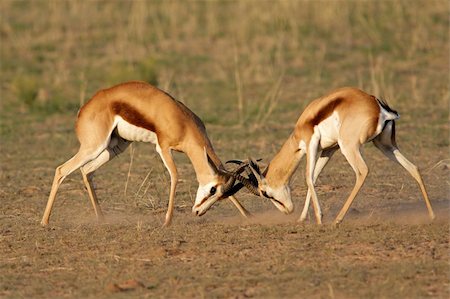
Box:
(197, 194), (212, 208)
(272, 198), (285, 208)
(111, 102), (157, 132)
(198, 196), (209, 207)
(261, 190), (286, 208)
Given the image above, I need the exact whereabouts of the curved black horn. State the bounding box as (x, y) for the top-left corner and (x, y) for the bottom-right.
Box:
(220, 162), (248, 194)
(222, 182), (245, 197)
(246, 157), (266, 188)
(223, 158), (268, 196)
(226, 158), (262, 166)
(220, 163), (260, 196)
(226, 159), (246, 165)
(233, 172), (261, 196)
(249, 157), (262, 174)
(227, 158), (263, 180)
(227, 168), (261, 196)
(222, 175), (236, 194)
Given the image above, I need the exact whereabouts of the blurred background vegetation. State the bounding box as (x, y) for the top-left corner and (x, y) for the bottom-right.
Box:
(1, 0), (448, 126)
(0, 1), (448, 203)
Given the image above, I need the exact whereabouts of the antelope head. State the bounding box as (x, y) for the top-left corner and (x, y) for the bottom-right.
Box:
(192, 151), (248, 217)
(226, 158), (294, 214)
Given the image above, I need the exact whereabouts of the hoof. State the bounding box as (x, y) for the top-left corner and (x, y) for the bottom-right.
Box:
(162, 219), (172, 228)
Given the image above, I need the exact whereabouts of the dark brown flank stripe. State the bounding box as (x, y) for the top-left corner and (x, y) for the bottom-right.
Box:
(296, 97), (344, 141)
(310, 97), (344, 127)
(111, 102), (157, 133)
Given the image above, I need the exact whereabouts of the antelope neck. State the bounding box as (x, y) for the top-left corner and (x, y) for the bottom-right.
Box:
(185, 141), (222, 185)
(265, 134), (303, 187)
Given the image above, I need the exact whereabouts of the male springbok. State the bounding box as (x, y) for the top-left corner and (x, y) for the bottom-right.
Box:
(230, 87), (435, 225)
(41, 81), (249, 227)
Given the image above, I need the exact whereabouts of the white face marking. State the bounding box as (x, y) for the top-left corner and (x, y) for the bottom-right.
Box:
(316, 111), (340, 148)
(192, 180), (222, 216)
(115, 116), (158, 143)
(263, 185), (294, 214)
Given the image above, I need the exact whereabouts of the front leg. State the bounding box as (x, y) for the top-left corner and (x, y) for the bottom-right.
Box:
(305, 132), (323, 224)
(228, 195), (251, 218)
(299, 147), (337, 222)
(156, 145), (178, 227)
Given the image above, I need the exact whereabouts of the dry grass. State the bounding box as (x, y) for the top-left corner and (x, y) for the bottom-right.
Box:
(2, 1), (448, 120)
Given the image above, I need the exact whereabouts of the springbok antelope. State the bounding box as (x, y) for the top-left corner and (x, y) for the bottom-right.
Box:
(41, 81), (249, 227)
(231, 87), (435, 225)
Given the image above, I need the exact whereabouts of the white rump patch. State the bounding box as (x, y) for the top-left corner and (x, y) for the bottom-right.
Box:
(373, 102), (400, 139)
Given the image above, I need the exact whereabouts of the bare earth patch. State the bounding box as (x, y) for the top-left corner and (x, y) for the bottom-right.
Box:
(1, 188), (448, 299)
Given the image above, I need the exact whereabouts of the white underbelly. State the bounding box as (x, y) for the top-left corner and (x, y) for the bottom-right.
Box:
(317, 112), (340, 148)
(115, 116), (158, 143)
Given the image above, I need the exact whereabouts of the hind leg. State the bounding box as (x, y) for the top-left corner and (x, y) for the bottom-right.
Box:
(334, 142), (368, 226)
(41, 147), (105, 226)
(80, 136), (131, 221)
(373, 121), (435, 220)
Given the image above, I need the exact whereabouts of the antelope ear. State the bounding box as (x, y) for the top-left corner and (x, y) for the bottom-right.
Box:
(204, 147), (219, 175)
(262, 163), (270, 176)
(249, 158), (261, 174)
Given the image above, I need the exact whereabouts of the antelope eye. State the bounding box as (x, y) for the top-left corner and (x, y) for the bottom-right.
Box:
(210, 186), (217, 195)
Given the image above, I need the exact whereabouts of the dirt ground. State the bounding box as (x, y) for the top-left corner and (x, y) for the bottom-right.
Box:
(1, 114), (449, 299)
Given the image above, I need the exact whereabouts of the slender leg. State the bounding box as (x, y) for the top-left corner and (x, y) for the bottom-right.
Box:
(41, 148), (102, 226)
(299, 147), (337, 222)
(79, 137), (131, 221)
(80, 171), (103, 220)
(228, 195), (251, 218)
(333, 142), (368, 225)
(305, 132), (323, 224)
(373, 122), (435, 219)
(156, 145), (178, 227)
